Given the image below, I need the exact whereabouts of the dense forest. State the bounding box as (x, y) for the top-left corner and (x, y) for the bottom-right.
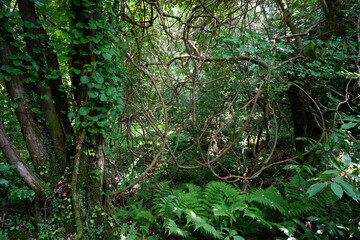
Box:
(0, 0), (359, 239)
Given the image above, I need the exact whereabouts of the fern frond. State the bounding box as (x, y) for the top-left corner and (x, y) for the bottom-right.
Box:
(243, 207), (278, 229)
(310, 186), (339, 207)
(174, 190), (207, 217)
(185, 209), (224, 239)
(156, 195), (178, 217)
(204, 181), (245, 206)
(249, 186), (289, 216)
(164, 219), (190, 238)
(287, 201), (317, 218)
(153, 181), (171, 204)
(330, 200), (353, 222)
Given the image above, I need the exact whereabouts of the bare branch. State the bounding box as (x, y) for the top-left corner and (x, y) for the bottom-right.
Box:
(146, 54), (274, 69)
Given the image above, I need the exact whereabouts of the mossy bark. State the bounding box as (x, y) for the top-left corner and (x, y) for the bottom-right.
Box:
(18, 0), (68, 178)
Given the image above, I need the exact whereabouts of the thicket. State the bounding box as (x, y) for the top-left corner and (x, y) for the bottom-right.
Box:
(0, 0), (359, 239)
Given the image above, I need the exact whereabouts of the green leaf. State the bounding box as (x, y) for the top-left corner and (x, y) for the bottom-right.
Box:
(337, 181), (358, 201)
(40, 95), (50, 100)
(10, 102), (18, 108)
(79, 107), (89, 116)
(99, 94), (107, 102)
(0, 178), (9, 186)
(341, 153), (351, 167)
(97, 121), (105, 127)
(341, 122), (357, 129)
(105, 87), (116, 96)
(307, 182), (328, 197)
(103, 53), (112, 60)
(350, 175), (360, 182)
(283, 164), (299, 170)
(80, 75), (90, 84)
(330, 182), (343, 199)
(71, 67), (81, 74)
(321, 170), (340, 175)
(88, 91), (98, 98)
(233, 236), (245, 240)
(94, 75), (104, 84)
(0, 164), (16, 171)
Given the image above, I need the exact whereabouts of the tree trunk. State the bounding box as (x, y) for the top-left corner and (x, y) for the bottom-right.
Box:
(0, 23), (50, 170)
(69, 0), (114, 238)
(0, 120), (49, 195)
(274, 0), (345, 153)
(17, 0), (69, 176)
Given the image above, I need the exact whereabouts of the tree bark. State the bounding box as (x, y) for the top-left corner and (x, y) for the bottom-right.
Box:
(0, 37), (50, 170)
(0, 120), (49, 195)
(18, 0), (69, 175)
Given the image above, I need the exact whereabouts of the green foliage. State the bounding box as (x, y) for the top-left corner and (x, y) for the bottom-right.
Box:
(1, 0), (360, 239)
(153, 176), (359, 239)
(115, 201), (155, 237)
(154, 181), (293, 239)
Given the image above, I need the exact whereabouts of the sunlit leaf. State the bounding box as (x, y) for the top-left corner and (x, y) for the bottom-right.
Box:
(341, 122), (357, 129)
(307, 182), (328, 197)
(341, 153), (351, 167)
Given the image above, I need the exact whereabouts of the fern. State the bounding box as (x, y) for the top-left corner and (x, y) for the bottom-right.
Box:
(154, 180), (327, 239)
(164, 219), (189, 238)
(185, 209), (224, 239)
(287, 201), (317, 218)
(309, 186), (340, 207)
(243, 207), (278, 229)
(153, 181), (171, 203)
(248, 186), (289, 216)
(204, 181), (245, 206)
(175, 189), (207, 217)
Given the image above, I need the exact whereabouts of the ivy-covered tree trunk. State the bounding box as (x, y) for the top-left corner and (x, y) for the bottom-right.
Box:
(0, 2), (51, 175)
(1, 0), (116, 238)
(17, 0), (69, 177)
(69, 0), (115, 238)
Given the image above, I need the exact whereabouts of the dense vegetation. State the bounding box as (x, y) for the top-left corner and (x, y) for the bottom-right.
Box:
(0, 0), (359, 239)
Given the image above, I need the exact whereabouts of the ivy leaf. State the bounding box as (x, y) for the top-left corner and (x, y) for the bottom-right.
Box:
(307, 182), (328, 197)
(80, 75), (90, 84)
(88, 91), (98, 98)
(330, 182), (343, 199)
(103, 53), (112, 60)
(97, 121), (105, 127)
(105, 87), (116, 96)
(10, 102), (18, 108)
(94, 75), (104, 84)
(99, 94), (107, 102)
(79, 107), (89, 116)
